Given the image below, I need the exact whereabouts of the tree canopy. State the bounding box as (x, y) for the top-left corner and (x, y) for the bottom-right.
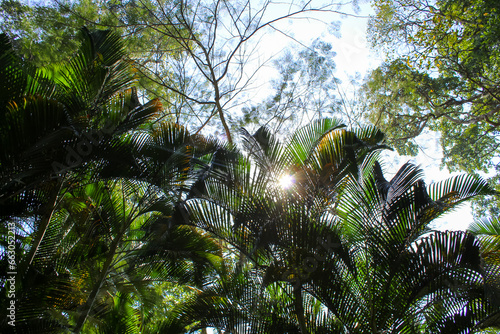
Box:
(0, 0), (362, 143)
(363, 0), (500, 173)
(2, 0), (500, 332)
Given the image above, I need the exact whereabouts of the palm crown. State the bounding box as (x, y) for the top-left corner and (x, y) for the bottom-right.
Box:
(165, 119), (499, 333)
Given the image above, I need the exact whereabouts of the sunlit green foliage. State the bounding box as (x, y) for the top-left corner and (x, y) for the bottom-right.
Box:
(0, 28), (219, 333)
(363, 0), (500, 173)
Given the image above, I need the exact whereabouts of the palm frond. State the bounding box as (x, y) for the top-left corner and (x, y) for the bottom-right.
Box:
(429, 174), (494, 210)
(240, 126), (291, 177)
(288, 118), (345, 165)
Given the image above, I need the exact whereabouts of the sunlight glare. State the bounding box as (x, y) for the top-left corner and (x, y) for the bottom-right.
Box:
(278, 174), (295, 189)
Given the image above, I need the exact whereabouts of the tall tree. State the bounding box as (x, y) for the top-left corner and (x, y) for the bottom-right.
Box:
(362, 0), (500, 173)
(1, 0), (364, 142)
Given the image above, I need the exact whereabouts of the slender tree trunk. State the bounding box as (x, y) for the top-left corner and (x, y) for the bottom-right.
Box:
(293, 286), (309, 334)
(216, 99), (232, 144)
(20, 180), (63, 277)
(74, 231), (123, 333)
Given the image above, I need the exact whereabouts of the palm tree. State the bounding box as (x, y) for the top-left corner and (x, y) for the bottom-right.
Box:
(322, 162), (497, 333)
(0, 28), (228, 333)
(0, 118), (227, 332)
(2, 176), (219, 333)
(468, 218), (500, 329)
(0, 27), (163, 281)
(163, 119), (499, 333)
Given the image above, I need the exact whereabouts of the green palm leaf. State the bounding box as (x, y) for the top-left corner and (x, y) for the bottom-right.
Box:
(288, 118), (345, 165)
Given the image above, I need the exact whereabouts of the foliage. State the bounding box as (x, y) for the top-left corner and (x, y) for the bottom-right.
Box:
(468, 218), (500, 325)
(0, 0), (82, 65)
(1, 23), (500, 333)
(0, 0), (177, 66)
(0, 26), (159, 214)
(0, 28), (221, 333)
(161, 119), (500, 333)
(1, 0), (365, 143)
(0, 0), (187, 123)
(363, 0), (500, 174)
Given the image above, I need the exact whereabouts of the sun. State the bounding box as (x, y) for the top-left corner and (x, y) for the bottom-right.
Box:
(278, 174), (295, 189)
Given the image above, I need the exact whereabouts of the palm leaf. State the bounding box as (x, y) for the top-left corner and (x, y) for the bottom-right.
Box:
(288, 118), (345, 165)
(428, 174), (494, 211)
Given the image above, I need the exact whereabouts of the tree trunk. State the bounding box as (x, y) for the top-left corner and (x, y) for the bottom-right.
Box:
(74, 231), (123, 333)
(20, 179), (63, 277)
(293, 286), (309, 334)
